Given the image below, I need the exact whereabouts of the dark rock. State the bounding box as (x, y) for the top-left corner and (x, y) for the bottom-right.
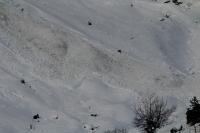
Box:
(117, 49), (122, 53)
(172, 0), (183, 5)
(175, 2), (183, 5)
(130, 3), (133, 7)
(21, 79), (25, 84)
(164, 0), (170, 3)
(160, 18), (165, 21)
(90, 114), (98, 117)
(88, 21), (92, 26)
(165, 14), (170, 18)
(33, 114), (40, 120)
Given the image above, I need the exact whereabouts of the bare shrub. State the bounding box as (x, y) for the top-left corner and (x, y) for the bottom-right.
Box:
(134, 93), (176, 133)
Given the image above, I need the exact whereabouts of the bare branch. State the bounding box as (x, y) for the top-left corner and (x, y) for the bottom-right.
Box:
(133, 94), (176, 133)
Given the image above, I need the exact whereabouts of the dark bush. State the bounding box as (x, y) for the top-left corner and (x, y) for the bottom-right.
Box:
(186, 96), (200, 133)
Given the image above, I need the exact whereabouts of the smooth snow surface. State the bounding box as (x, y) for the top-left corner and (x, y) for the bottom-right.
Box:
(0, 0), (200, 132)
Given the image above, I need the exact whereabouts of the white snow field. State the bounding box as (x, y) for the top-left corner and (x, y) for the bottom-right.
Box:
(0, 0), (200, 132)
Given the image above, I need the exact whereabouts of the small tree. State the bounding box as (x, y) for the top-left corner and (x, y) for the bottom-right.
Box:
(186, 96), (200, 133)
(134, 93), (176, 133)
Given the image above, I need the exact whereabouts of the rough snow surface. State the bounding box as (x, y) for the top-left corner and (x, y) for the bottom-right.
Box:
(0, 0), (200, 132)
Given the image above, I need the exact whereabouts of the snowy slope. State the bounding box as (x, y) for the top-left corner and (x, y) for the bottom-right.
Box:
(23, 0), (193, 73)
(0, 0), (200, 132)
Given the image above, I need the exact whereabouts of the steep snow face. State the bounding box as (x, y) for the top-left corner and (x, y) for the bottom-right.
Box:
(0, 0), (170, 89)
(23, 0), (194, 73)
(0, 0), (200, 133)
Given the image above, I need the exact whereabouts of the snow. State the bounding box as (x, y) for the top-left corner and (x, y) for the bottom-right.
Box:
(0, 0), (199, 132)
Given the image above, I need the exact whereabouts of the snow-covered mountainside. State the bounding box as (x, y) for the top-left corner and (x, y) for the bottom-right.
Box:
(0, 0), (200, 132)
